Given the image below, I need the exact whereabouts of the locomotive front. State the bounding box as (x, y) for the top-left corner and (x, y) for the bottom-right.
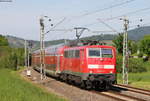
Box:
(82, 45), (116, 89)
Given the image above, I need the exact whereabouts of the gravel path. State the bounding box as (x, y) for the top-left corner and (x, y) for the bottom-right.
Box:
(20, 68), (117, 101)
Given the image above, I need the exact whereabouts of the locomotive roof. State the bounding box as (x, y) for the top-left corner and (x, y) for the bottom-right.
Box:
(45, 43), (65, 49)
(64, 45), (115, 50)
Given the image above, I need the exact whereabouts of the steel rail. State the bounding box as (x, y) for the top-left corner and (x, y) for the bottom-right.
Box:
(92, 90), (146, 101)
(115, 84), (150, 96)
(108, 90), (146, 101)
(91, 91), (126, 101)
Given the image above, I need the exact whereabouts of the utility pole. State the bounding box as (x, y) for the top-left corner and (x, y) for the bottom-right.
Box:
(27, 42), (30, 69)
(26, 41), (31, 76)
(25, 40), (31, 76)
(24, 40), (27, 67)
(120, 17), (129, 85)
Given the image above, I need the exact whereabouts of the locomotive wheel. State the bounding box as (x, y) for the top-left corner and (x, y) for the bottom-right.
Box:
(67, 75), (74, 85)
(85, 80), (92, 90)
(99, 81), (110, 91)
(67, 79), (73, 85)
(105, 84), (110, 91)
(80, 81), (86, 89)
(62, 74), (68, 82)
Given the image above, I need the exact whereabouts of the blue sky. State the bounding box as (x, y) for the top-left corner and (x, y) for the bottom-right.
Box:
(0, 0), (150, 40)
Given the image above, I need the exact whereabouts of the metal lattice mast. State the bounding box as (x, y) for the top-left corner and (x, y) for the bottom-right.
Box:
(27, 41), (30, 69)
(39, 16), (52, 80)
(121, 17), (129, 84)
(40, 16), (45, 80)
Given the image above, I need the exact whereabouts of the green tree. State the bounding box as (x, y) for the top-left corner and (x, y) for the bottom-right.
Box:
(0, 35), (9, 46)
(140, 35), (150, 57)
(128, 40), (138, 54)
(112, 33), (123, 54)
(113, 33), (137, 55)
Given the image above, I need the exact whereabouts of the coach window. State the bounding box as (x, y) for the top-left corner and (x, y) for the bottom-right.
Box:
(70, 50), (73, 58)
(64, 51), (68, 58)
(75, 50), (80, 58)
(72, 50), (75, 57)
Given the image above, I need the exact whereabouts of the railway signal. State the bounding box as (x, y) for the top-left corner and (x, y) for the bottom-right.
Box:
(120, 17), (129, 85)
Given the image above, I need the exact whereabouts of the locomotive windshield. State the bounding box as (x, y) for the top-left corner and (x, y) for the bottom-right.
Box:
(101, 48), (113, 58)
(88, 48), (113, 58)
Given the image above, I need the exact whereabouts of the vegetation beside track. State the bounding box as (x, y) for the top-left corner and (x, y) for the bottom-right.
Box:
(116, 55), (150, 90)
(0, 69), (67, 101)
(0, 35), (24, 70)
(117, 71), (150, 90)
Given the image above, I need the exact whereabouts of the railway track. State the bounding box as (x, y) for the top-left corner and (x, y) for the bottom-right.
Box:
(93, 90), (145, 101)
(91, 84), (150, 101)
(106, 84), (150, 101)
(115, 84), (150, 96)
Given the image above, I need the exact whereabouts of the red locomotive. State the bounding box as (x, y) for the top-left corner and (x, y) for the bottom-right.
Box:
(32, 42), (117, 89)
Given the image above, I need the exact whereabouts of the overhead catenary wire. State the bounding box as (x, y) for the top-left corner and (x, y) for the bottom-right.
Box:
(82, 7), (150, 28)
(97, 19), (119, 33)
(44, 1), (150, 40)
(46, 0), (147, 35)
(45, 17), (66, 34)
(47, 28), (116, 33)
(103, 7), (150, 21)
(75, 0), (136, 18)
(129, 22), (150, 29)
(59, 0), (136, 29)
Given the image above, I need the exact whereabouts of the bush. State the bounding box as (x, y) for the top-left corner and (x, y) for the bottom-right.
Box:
(0, 47), (24, 70)
(116, 54), (122, 73)
(0, 36), (24, 70)
(128, 58), (147, 73)
(116, 55), (147, 73)
(138, 52), (143, 58)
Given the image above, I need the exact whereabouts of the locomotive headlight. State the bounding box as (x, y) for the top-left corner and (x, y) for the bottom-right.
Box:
(110, 71), (113, 73)
(88, 65), (99, 69)
(90, 70), (93, 73)
(104, 65), (114, 69)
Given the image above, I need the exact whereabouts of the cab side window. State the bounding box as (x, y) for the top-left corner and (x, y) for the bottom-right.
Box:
(64, 50), (80, 58)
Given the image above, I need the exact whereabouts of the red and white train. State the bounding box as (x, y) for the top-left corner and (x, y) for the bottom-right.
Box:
(32, 43), (117, 89)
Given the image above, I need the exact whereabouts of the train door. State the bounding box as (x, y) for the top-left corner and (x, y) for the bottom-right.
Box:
(80, 49), (85, 72)
(56, 54), (60, 73)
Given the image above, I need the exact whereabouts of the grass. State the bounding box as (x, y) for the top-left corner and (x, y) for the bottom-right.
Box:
(0, 69), (68, 101)
(117, 71), (150, 90)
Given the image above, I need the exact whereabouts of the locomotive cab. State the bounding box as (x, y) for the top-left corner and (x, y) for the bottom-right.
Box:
(82, 46), (117, 89)
(87, 47), (116, 74)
